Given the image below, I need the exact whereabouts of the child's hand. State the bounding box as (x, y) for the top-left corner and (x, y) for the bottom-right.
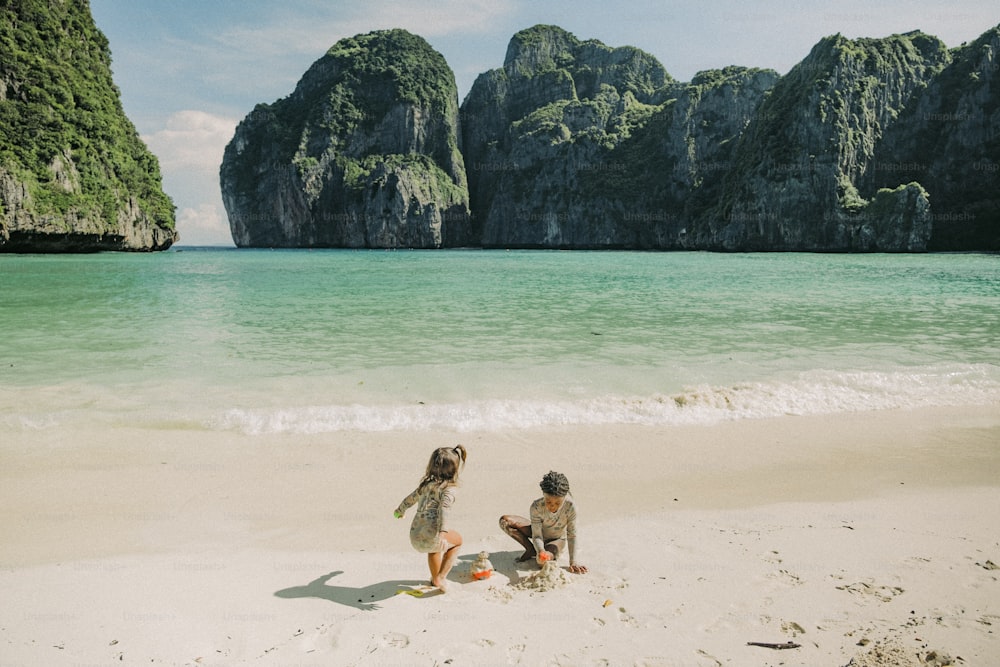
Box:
(393, 510), (403, 519)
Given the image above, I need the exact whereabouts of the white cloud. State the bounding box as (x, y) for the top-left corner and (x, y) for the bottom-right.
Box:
(175, 203), (233, 247)
(140, 111), (240, 246)
(141, 110), (239, 173)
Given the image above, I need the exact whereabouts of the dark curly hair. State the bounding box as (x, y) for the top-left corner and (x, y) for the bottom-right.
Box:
(539, 470), (571, 497)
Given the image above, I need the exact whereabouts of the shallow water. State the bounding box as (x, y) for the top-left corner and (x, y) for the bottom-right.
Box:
(1, 249), (997, 434)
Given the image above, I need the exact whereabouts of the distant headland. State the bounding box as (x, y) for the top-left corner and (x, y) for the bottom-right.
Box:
(221, 23), (1000, 252)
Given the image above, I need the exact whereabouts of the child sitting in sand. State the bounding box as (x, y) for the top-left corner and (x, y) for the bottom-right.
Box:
(499, 470), (588, 574)
(394, 445), (467, 591)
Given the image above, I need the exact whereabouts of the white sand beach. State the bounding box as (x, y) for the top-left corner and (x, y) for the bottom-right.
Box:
(2, 405), (998, 666)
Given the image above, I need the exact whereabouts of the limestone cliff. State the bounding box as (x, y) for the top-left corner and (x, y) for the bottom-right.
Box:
(460, 25), (678, 247)
(580, 66), (780, 248)
(220, 29), (470, 248)
(689, 31), (949, 251)
(459, 25), (951, 251)
(226, 22), (999, 252)
(0, 0), (176, 252)
(870, 26), (1000, 250)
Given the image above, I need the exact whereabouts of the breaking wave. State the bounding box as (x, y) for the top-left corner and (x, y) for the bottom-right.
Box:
(216, 364), (1000, 434)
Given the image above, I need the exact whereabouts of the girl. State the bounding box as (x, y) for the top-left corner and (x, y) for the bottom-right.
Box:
(499, 470), (588, 574)
(394, 445), (467, 591)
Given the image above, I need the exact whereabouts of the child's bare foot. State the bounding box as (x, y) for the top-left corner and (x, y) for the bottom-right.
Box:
(516, 549), (536, 562)
(430, 576), (448, 591)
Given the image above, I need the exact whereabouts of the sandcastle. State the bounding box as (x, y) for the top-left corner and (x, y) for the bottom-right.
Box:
(512, 559), (573, 592)
(470, 551), (494, 580)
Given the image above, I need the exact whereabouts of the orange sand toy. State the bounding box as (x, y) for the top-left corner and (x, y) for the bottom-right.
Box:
(470, 551), (494, 580)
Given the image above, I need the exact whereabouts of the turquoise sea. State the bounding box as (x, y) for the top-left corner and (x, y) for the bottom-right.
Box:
(1, 249), (998, 435)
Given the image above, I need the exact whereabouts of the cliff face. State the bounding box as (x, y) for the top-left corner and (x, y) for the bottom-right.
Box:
(0, 0), (176, 252)
(870, 27), (1000, 250)
(458, 25), (958, 251)
(460, 25), (678, 248)
(224, 22), (1000, 251)
(684, 31), (950, 251)
(220, 29), (471, 248)
(579, 66), (780, 248)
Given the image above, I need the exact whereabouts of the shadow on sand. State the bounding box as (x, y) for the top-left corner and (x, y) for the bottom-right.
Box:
(457, 549), (535, 585)
(274, 571), (430, 611)
(275, 552), (539, 609)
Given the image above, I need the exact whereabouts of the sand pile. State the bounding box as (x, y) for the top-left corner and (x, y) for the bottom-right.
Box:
(511, 560), (573, 592)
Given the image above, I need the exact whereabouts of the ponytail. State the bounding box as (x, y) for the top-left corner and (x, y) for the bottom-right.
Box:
(418, 445), (467, 490)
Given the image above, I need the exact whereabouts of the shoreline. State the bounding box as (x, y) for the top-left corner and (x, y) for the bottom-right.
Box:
(2, 404), (998, 665)
(2, 405), (998, 565)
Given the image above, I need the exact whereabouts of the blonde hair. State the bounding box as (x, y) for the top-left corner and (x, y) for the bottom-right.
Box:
(418, 445), (467, 492)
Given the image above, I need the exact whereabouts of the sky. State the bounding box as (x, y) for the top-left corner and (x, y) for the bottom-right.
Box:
(87, 0), (999, 246)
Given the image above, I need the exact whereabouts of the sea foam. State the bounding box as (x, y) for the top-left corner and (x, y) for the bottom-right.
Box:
(215, 364), (1000, 434)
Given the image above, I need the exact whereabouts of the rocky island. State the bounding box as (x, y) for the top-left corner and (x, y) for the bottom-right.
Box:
(0, 0), (176, 252)
(220, 29), (471, 248)
(222, 23), (999, 251)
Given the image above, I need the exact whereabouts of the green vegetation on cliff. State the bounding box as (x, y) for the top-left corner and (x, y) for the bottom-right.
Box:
(461, 24), (680, 246)
(223, 20), (998, 251)
(0, 0), (174, 241)
(872, 26), (1000, 249)
(221, 28), (470, 248)
(705, 30), (951, 249)
(505, 24), (671, 100)
(242, 29), (461, 173)
(328, 30), (457, 109)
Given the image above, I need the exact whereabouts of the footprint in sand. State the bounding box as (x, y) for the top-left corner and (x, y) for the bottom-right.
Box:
(506, 643), (526, 663)
(763, 551), (783, 565)
(781, 620), (806, 637)
(616, 606), (639, 627)
(835, 581), (904, 602)
(380, 632), (409, 648)
(293, 624), (334, 653)
(768, 569), (803, 587)
(695, 649), (723, 666)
